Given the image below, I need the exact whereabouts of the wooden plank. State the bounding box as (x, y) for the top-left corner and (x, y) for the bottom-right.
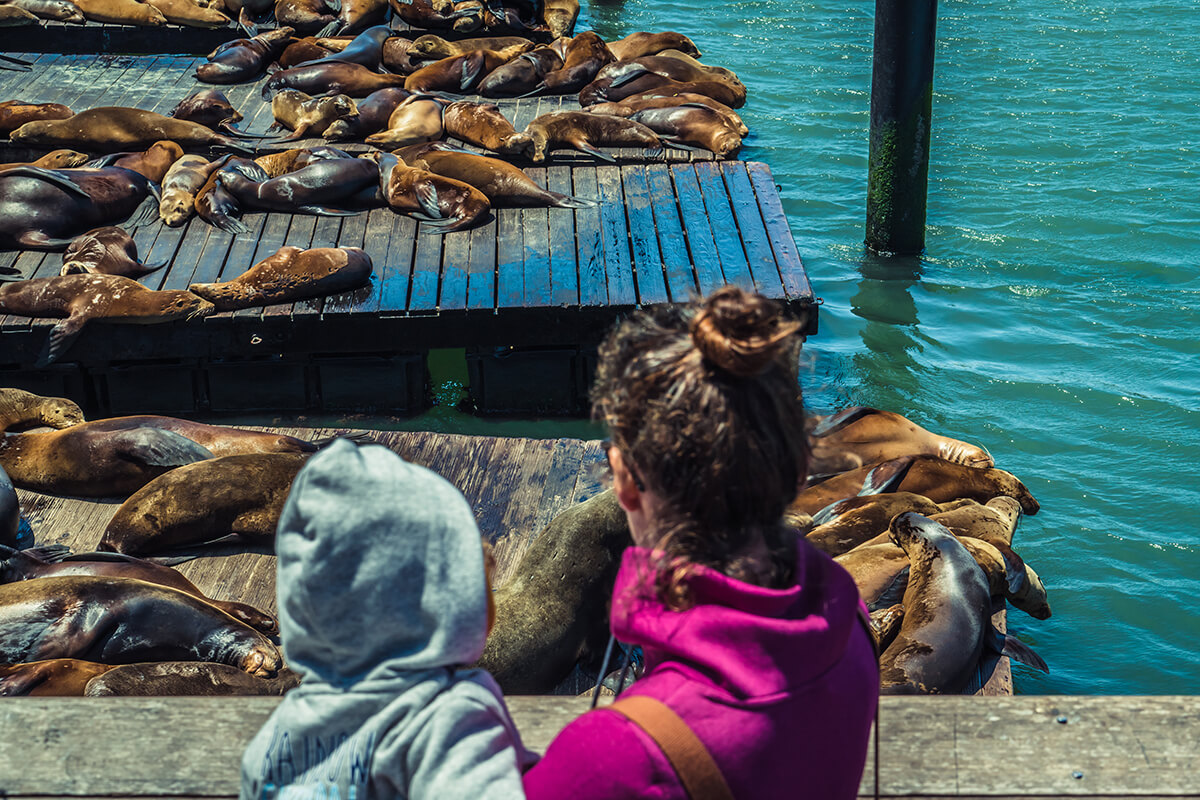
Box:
(154, 218), (212, 292)
(720, 161), (786, 297)
(466, 210), (497, 311)
(694, 160), (755, 291)
(438, 226), (471, 311)
(746, 161), (812, 302)
(571, 166), (607, 307)
(494, 207), (524, 310)
(203, 213), (267, 326)
(619, 163), (668, 305)
(407, 221), (443, 313)
(670, 163), (724, 296)
(327, 207), (389, 317)
(231, 212), (292, 324)
(643, 163), (694, 302)
(377, 213), (418, 317)
(520, 166), (552, 308)
(545, 165), (578, 307)
(594, 165), (635, 306)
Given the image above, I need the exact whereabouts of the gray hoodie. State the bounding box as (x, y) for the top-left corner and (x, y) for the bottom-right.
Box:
(240, 440), (535, 800)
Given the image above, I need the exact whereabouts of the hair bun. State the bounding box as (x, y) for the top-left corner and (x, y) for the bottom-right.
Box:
(689, 287), (800, 377)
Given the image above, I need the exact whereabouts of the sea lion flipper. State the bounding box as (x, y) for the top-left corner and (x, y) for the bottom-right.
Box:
(114, 428), (214, 469)
(810, 498), (849, 527)
(316, 19), (339, 37)
(607, 67), (651, 89)
(39, 316), (87, 366)
(415, 180), (441, 219)
(18, 543), (72, 563)
(859, 457), (915, 496)
(569, 139), (616, 163)
(126, 193), (162, 230)
(548, 191), (597, 209)
(987, 625), (1049, 673)
(297, 205), (361, 217)
(2, 166), (91, 199)
(811, 406), (874, 438)
(326, 0), (341, 11)
(236, 7), (257, 36)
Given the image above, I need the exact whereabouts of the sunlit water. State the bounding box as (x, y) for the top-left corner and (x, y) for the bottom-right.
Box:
(268, 0), (1199, 693)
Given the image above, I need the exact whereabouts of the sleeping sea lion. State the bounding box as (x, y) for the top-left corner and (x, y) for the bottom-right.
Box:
(0, 388), (85, 432)
(85, 662), (303, 696)
(408, 33), (533, 60)
(194, 157), (248, 233)
(72, 0), (165, 25)
(0, 545), (277, 633)
(195, 27), (295, 84)
(405, 149), (594, 208)
(252, 146), (350, 178)
(0, 274), (214, 366)
(275, 0), (337, 33)
(805, 492), (947, 556)
(0, 100), (73, 136)
(0, 464), (23, 548)
(627, 105), (742, 158)
(322, 86), (411, 139)
(3, 0), (86, 23)
(64, 414), (334, 457)
(331, 0), (385, 35)
(0, 659), (116, 696)
(189, 245), (372, 310)
(269, 90), (357, 140)
(363, 94), (444, 148)
(262, 61), (407, 99)
(217, 156), (381, 214)
(279, 37), (335, 68)
(525, 110), (661, 162)
(294, 23), (389, 69)
(169, 88), (244, 134)
(99, 453), (309, 555)
(579, 74), (746, 109)
(596, 55), (744, 94)
(808, 406), (994, 477)
(536, 31), (614, 95)
(159, 155), (225, 227)
(402, 50), (502, 93)
(0, 150), (89, 172)
(0, 4), (39, 23)
(60, 226), (165, 278)
(145, 0), (231, 27)
(479, 46), (561, 97)
(539, 0), (576, 39)
(372, 152), (490, 233)
(442, 100), (531, 155)
(606, 31), (701, 62)
(90, 140), (184, 184)
(381, 36), (421, 74)
(0, 576), (281, 674)
(9, 107), (254, 152)
(587, 93), (748, 137)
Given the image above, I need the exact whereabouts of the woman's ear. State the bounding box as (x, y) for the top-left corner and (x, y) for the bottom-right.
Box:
(608, 446), (643, 513)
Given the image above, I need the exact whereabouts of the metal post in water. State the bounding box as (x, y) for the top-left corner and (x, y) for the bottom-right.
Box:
(865, 0), (939, 255)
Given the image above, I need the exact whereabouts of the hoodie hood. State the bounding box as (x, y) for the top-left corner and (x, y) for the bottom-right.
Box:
(276, 439), (487, 686)
(611, 540), (864, 699)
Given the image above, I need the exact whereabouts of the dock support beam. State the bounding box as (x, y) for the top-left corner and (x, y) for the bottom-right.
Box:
(865, 0), (938, 255)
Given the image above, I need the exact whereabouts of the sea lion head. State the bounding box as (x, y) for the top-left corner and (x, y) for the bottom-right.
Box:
(938, 438), (994, 469)
(709, 127), (743, 159)
(152, 291), (216, 322)
(38, 396), (86, 429)
(238, 643), (283, 678)
(322, 116), (357, 140)
(8, 120), (50, 144)
(38, 149), (89, 168)
(409, 34), (451, 60)
(158, 189), (195, 228)
(322, 94), (357, 119)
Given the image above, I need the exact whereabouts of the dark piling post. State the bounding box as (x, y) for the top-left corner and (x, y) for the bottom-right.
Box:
(865, 0), (939, 255)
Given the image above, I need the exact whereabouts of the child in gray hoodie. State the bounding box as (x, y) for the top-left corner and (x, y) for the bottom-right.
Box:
(240, 439), (536, 800)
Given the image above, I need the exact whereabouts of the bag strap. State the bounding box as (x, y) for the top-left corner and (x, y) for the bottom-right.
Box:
(607, 695), (735, 800)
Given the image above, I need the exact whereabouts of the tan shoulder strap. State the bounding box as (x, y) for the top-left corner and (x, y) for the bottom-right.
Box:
(607, 695), (735, 800)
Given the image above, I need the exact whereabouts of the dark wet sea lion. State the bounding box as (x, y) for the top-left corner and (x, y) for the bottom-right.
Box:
(295, 24), (389, 69)
(525, 110), (661, 162)
(159, 154), (224, 227)
(381, 36), (420, 74)
(270, 90), (356, 140)
(880, 513), (1048, 694)
(0, 545), (277, 633)
(250, 146), (350, 177)
(870, 604), (905, 654)
(195, 27), (295, 84)
(597, 55), (743, 93)
(539, 0), (576, 39)
(9, 107), (253, 152)
(0, 659), (116, 696)
(0, 3), (38, 23)
(478, 490), (630, 694)
(322, 86), (411, 139)
(809, 406), (994, 478)
(409, 33), (533, 60)
(805, 492), (946, 556)
(788, 455), (1040, 518)
(218, 157), (380, 214)
(91, 140), (185, 184)
(195, 158), (247, 233)
(390, 0), (461, 30)
(145, 0), (230, 27)
(0, 150), (89, 173)
(0, 100), (73, 136)
(607, 31), (700, 62)
(442, 100), (531, 155)
(537, 31), (614, 94)
(0, 274), (214, 366)
(275, 0), (337, 33)
(0, 165), (159, 251)
(407, 149), (593, 208)
(68, 414), (330, 457)
(587, 93), (748, 137)
(99, 453), (309, 555)
(331, 0), (385, 35)
(60, 226), (165, 278)
(0, 465), (21, 548)
(262, 61), (407, 99)
(373, 152), (490, 233)
(3, 0), (86, 22)
(85, 662), (303, 696)
(628, 105), (742, 158)
(169, 88), (244, 133)
(479, 46), (561, 97)
(279, 37), (335, 68)
(189, 245), (372, 310)
(72, 0), (165, 25)
(0, 576), (281, 674)
(0, 388), (84, 433)
(579, 74), (747, 109)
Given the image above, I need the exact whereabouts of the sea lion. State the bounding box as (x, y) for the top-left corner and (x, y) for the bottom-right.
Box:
(626, 105), (742, 158)
(0, 388), (85, 432)
(479, 46), (562, 97)
(805, 492), (946, 556)
(929, 496), (1035, 597)
(788, 455), (1041, 518)
(870, 604), (905, 653)
(294, 23), (389, 69)
(72, 0), (165, 25)
(390, 0), (463, 30)
(322, 86), (410, 139)
(0, 3), (38, 22)
(194, 156), (247, 233)
(217, 156), (381, 214)
(9, 106), (254, 152)
(579, 74), (747, 109)
(536, 31), (614, 94)
(169, 88), (244, 133)
(159, 154), (225, 227)
(0, 150), (89, 172)
(381, 36), (420, 74)
(442, 100), (531, 155)
(0, 274), (214, 366)
(0, 423), (213, 496)
(606, 31), (701, 62)
(90, 140), (184, 184)
(525, 110), (662, 162)
(0, 165), (160, 251)
(596, 55), (744, 94)
(252, 147), (344, 177)
(879, 513), (1047, 694)
(957, 537), (1051, 620)
(539, 0), (575, 39)
(478, 490), (630, 694)
(60, 226), (165, 278)
(279, 37), (335, 68)
(195, 27), (295, 84)
(408, 33), (533, 60)
(189, 245), (372, 310)
(331, 0), (385, 35)
(99, 453), (309, 555)
(275, 0), (337, 33)
(1, 0), (86, 22)
(262, 61), (407, 99)
(59, 414), (332, 457)
(145, 0), (230, 27)
(85, 662), (303, 696)
(269, 90), (356, 140)
(587, 93), (748, 137)
(0, 576), (281, 674)
(0, 659), (116, 696)
(0, 545), (277, 633)
(363, 94), (444, 148)
(0, 100), (73, 136)
(402, 51), (485, 93)
(0, 464), (23, 548)
(406, 149), (593, 208)
(809, 406), (994, 478)
(372, 152), (490, 233)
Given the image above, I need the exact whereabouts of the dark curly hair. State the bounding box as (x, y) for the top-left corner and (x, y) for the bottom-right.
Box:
(591, 287), (808, 608)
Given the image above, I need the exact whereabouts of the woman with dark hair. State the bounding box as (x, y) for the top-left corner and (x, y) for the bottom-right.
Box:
(523, 287), (878, 800)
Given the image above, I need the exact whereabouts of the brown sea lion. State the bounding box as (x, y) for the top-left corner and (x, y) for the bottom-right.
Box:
(262, 61), (407, 99)
(372, 152), (490, 233)
(525, 110), (661, 162)
(607, 31), (701, 62)
(381, 36), (421, 74)
(442, 100), (531, 155)
(0, 576), (281, 674)
(331, 0), (385, 35)
(870, 604), (905, 653)
(0, 545), (277, 633)
(322, 86), (411, 139)
(536, 31), (614, 94)
(279, 37), (335, 68)
(0, 3), (38, 22)
(579, 74), (747, 109)
(408, 32), (533, 60)
(788, 455), (1040, 518)
(402, 50), (496, 93)
(60, 414), (331, 457)
(596, 55), (744, 94)
(217, 156), (381, 214)
(92, 140), (185, 184)
(0, 388), (85, 433)
(478, 45), (561, 97)
(363, 94), (444, 148)
(406, 149), (593, 208)
(195, 27), (295, 84)
(1, 0), (85, 22)
(809, 406), (994, 478)
(0, 150), (89, 172)
(72, 0), (165, 25)
(0, 165), (160, 251)
(805, 492), (946, 556)
(390, 0), (461, 30)
(0, 274), (214, 366)
(159, 154), (224, 226)
(9, 106), (254, 152)
(539, 0), (576, 39)
(60, 226), (165, 278)
(85, 662), (303, 696)
(879, 513), (1047, 694)
(99, 453), (309, 555)
(250, 145), (351, 177)
(625, 105), (741, 158)
(169, 88), (243, 133)
(0, 659), (116, 696)
(194, 156), (248, 233)
(269, 89), (356, 140)
(587, 93), (748, 137)
(189, 245), (371, 310)
(0, 100), (73, 136)
(275, 0), (337, 33)
(145, 0), (230, 27)
(478, 490), (630, 694)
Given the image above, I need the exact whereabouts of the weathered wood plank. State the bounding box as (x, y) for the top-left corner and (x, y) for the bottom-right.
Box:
(720, 161), (785, 297)
(407, 222), (442, 312)
(620, 163), (668, 305)
(494, 206), (524, 309)
(746, 161), (814, 303)
(466, 211), (497, 311)
(520, 166), (552, 308)
(376, 213), (418, 316)
(571, 166), (607, 307)
(546, 165), (578, 307)
(694, 160), (755, 291)
(643, 163), (694, 302)
(670, 163), (724, 297)
(438, 226), (472, 312)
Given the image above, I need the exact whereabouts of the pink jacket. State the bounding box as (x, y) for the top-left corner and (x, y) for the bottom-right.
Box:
(523, 542), (878, 800)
